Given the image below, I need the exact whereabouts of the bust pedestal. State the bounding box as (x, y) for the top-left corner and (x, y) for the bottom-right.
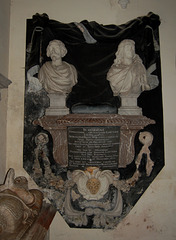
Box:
(45, 93), (69, 116)
(118, 94), (142, 115)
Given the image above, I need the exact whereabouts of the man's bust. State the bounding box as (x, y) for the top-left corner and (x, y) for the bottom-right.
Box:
(38, 40), (77, 94)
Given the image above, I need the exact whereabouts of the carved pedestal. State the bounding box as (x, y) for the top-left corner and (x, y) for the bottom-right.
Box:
(34, 114), (155, 168)
(45, 93), (69, 116)
(118, 94), (142, 115)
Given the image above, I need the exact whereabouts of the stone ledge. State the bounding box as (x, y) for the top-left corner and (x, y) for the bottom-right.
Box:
(0, 73), (12, 100)
(0, 73), (11, 89)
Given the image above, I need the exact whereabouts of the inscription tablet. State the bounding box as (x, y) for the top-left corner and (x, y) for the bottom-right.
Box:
(68, 126), (120, 169)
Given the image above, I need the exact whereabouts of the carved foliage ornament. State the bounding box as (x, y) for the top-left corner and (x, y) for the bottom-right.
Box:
(72, 167), (114, 200)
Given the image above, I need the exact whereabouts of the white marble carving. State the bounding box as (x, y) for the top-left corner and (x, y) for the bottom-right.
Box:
(63, 167), (125, 228)
(27, 65), (42, 93)
(137, 131), (154, 176)
(127, 131), (154, 186)
(45, 92), (70, 115)
(72, 167), (115, 200)
(33, 132), (64, 184)
(118, 0), (130, 9)
(107, 39), (151, 115)
(38, 40), (77, 115)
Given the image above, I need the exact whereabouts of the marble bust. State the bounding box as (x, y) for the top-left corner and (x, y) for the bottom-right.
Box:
(107, 39), (150, 96)
(38, 40), (77, 94)
(107, 39), (151, 115)
(38, 40), (78, 115)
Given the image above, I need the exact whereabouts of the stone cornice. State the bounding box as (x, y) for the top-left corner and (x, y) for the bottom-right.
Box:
(0, 73), (11, 89)
(0, 73), (12, 100)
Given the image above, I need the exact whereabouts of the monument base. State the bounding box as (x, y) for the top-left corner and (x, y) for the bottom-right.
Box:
(34, 114), (155, 168)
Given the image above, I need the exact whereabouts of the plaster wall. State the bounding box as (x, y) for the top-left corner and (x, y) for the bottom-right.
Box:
(5, 0), (176, 239)
(0, 0), (10, 182)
